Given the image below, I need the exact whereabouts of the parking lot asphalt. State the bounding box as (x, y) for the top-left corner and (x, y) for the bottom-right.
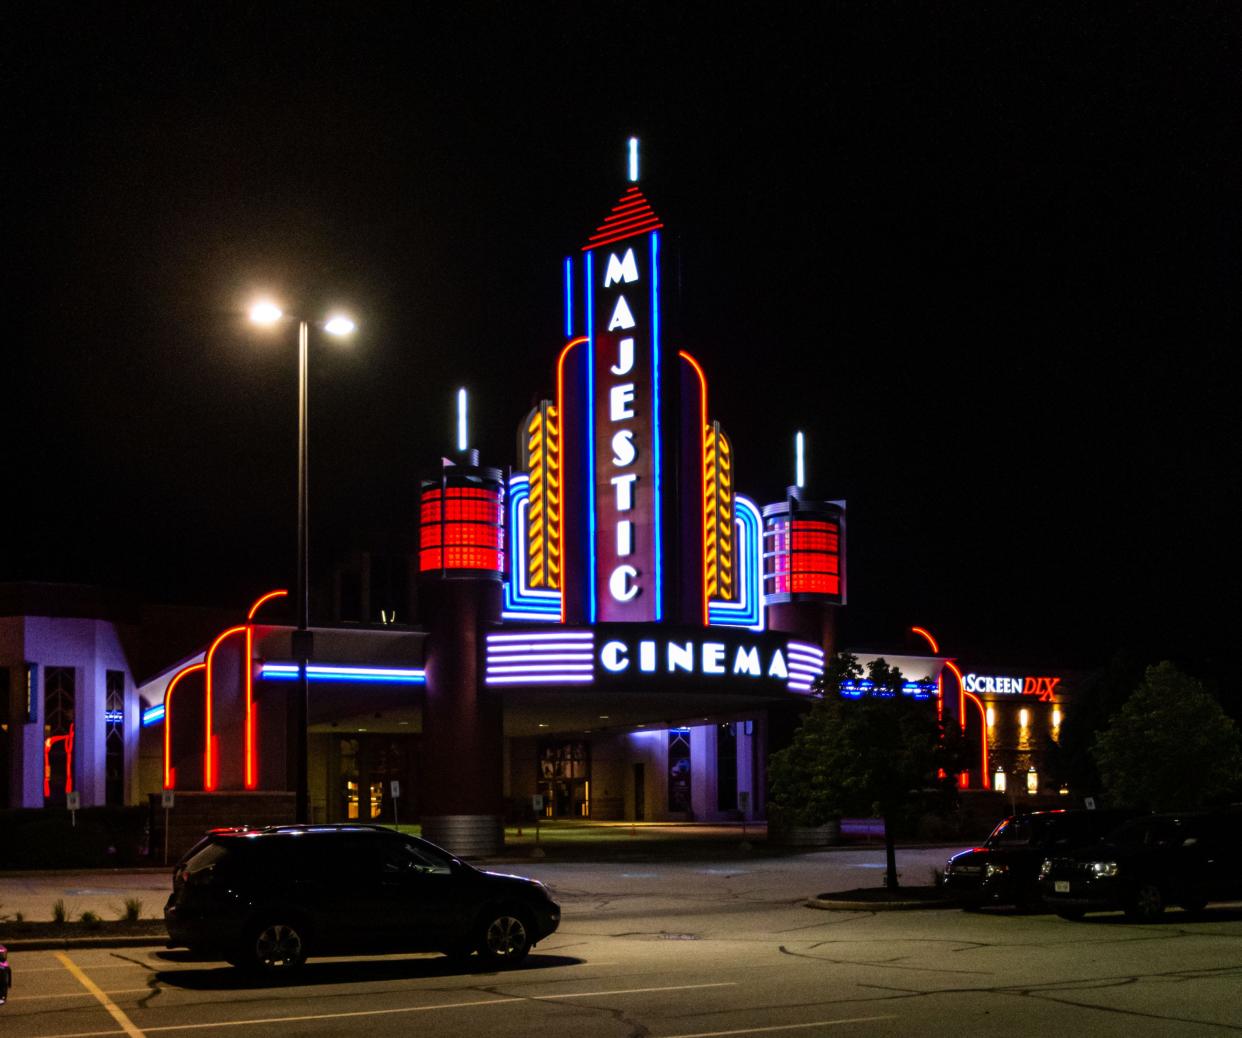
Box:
(5, 848), (1242, 1037)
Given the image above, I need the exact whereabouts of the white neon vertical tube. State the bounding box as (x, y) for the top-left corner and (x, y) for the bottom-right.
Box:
(628, 137), (639, 182)
(457, 387), (468, 452)
(795, 431), (805, 488)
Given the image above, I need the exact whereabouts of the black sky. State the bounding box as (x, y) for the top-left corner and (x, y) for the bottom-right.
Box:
(5, 3), (1238, 676)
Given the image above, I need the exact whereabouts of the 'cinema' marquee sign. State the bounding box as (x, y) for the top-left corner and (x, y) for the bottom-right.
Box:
(484, 627), (824, 696)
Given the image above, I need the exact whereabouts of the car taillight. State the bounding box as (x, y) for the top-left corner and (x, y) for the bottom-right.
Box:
(174, 867), (189, 889)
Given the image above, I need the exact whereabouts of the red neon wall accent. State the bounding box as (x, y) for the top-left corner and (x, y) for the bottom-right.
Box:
(204, 626), (247, 792)
(678, 351), (711, 626)
(43, 723), (75, 798)
(418, 485), (505, 572)
(911, 626), (940, 654)
(164, 662), (206, 790)
(245, 589), (287, 789)
(963, 690), (991, 789)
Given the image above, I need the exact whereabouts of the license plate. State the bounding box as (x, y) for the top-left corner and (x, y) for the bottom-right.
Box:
(1055, 881), (1070, 893)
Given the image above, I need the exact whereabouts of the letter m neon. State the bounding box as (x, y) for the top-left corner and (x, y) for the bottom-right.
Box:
(604, 248), (639, 287)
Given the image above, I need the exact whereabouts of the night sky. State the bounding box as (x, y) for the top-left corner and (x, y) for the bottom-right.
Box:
(6, 4), (1238, 678)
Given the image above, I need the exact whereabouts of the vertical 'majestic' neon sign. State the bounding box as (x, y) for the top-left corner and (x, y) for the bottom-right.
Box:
(583, 185), (664, 622)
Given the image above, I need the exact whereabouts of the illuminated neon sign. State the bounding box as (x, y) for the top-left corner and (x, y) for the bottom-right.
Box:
(486, 628), (822, 694)
(583, 189), (664, 623)
(962, 673), (1062, 701)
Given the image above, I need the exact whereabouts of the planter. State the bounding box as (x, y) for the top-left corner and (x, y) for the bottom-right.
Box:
(772, 819), (841, 848)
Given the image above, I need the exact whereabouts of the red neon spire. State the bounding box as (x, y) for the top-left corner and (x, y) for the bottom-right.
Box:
(582, 186), (664, 251)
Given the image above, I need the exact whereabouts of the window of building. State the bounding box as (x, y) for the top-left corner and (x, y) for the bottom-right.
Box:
(105, 670), (124, 806)
(668, 729), (691, 814)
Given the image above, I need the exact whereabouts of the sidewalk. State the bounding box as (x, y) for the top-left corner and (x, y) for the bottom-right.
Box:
(0, 819), (929, 924)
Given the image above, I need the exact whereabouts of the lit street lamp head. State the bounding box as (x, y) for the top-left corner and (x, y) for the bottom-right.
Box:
(323, 314), (357, 337)
(249, 300), (284, 325)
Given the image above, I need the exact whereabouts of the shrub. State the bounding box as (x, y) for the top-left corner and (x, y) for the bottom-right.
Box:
(122, 898), (143, 922)
(80, 910), (101, 928)
(52, 899), (68, 924)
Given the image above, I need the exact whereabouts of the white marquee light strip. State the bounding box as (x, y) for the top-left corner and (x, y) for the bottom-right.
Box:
(486, 630), (595, 686)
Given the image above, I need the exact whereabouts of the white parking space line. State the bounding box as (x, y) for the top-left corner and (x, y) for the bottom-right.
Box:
(33, 981), (736, 1038)
(7, 989), (151, 1002)
(663, 1018), (899, 1038)
(54, 953), (148, 1038)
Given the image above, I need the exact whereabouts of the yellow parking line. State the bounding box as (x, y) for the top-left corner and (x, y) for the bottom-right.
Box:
(54, 952), (148, 1038)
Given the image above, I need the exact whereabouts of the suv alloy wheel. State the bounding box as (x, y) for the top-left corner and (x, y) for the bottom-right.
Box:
(238, 919), (309, 975)
(477, 908), (533, 966)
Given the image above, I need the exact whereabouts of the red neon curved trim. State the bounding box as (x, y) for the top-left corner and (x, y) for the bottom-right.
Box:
(911, 626), (940, 655)
(556, 337), (588, 623)
(247, 588), (288, 620)
(963, 690), (991, 789)
(204, 626), (247, 791)
(163, 662), (206, 790)
(678, 350), (710, 627)
(942, 659), (967, 731)
(244, 589), (288, 788)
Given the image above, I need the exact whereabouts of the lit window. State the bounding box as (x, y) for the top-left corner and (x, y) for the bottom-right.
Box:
(1051, 707), (1062, 729)
(994, 768), (1007, 793)
(1027, 768), (1038, 794)
(985, 707), (995, 728)
(1018, 708), (1030, 728)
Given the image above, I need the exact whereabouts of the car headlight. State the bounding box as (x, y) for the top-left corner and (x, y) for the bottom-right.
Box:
(1089, 861), (1119, 878)
(984, 862), (1009, 878)
(1038, 859), (1052, 880)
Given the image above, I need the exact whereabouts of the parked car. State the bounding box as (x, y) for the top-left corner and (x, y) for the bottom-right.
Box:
(943, 809), (1135, 910)
(164, 824), (560, 975)
(0, 944), (10, 1005)
(1038, 810), (1242, 922)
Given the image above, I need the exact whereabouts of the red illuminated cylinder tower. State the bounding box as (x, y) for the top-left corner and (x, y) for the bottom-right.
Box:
(417, 459), (506, 856)
(761, 488), (846, 656)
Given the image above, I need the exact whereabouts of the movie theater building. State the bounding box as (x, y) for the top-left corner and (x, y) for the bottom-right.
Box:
(4, 149), (1062, 854)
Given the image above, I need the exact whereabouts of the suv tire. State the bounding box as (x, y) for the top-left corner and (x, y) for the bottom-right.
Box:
(476, 907), (533, 967)
(1125, 883), (1165, 923)
(236, 918), (309, 976)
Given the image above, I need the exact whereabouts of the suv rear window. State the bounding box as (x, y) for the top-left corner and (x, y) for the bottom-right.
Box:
(184, 841), (232, 874)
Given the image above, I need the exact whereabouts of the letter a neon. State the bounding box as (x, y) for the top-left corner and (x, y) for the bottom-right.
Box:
(608, 295), (636, 331)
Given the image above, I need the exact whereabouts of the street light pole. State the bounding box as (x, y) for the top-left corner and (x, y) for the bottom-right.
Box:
(250, 301), (355, 826)
(295, 318), (310, 824)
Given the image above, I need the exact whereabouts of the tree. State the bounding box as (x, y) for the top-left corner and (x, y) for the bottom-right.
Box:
(768, 653), (963, 889)
(1092, 661), (1242, 811)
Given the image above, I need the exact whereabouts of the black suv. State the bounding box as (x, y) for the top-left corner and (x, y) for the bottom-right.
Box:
(943, 809), (1135, 910)
(1038, 810), (1242, 922)
(164, 825), (560, 974)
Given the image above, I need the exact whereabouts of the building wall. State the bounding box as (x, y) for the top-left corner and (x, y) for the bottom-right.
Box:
(0, 615), (135, 809)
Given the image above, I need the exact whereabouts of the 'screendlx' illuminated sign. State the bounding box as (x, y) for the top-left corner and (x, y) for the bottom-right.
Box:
(963, 673), (1061, 701)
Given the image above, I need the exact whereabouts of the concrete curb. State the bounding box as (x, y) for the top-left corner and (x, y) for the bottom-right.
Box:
(805, 896), (955, 912)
